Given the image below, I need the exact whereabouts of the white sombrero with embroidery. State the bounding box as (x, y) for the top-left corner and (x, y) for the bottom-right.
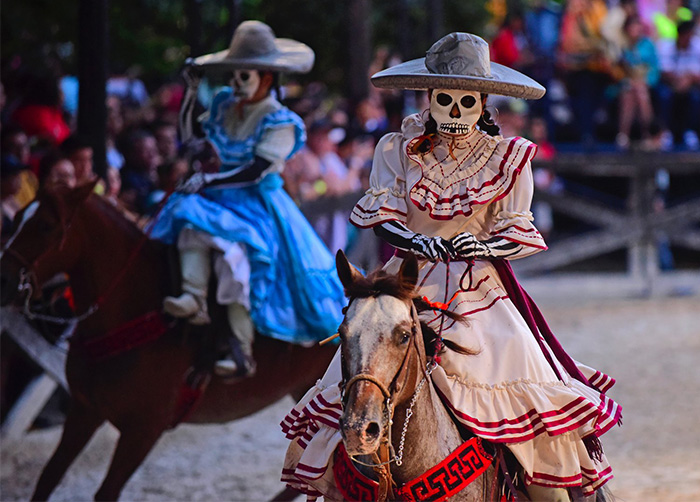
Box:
(190, 20), (314, 74)
(371, 33), (545, 99)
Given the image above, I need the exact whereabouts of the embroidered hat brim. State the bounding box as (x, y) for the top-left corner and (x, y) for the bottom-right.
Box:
(371, 33), (545, 99)
(191, 21), (314, 74)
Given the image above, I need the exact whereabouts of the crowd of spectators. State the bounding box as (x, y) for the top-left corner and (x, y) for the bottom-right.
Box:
(1, 0), (699, 266)
(491, 0), (700, 151)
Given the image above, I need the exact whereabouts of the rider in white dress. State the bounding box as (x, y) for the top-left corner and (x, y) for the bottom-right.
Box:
(280, 33), (620, 501)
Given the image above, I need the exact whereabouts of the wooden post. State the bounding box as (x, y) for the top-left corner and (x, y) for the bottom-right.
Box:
(641, 165), (660, 286)
(228, 0), (242, 38)
(347, 0), (372, 107)
(628, 168), (644, 279)
(427, 0), (445, 43)
(397, 0), (411, 59)
(186, 0), (203, 58)
(77, 0), (108, 180)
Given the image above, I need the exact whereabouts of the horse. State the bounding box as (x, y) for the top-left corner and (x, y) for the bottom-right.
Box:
(332, 251), (498, 501)
(0, 183), (337, 501)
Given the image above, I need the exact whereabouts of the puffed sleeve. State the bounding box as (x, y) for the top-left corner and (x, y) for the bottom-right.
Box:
(255, 106), (306, 166)
(488, 141), (548, 256)
(349, 132), (409, 228)
(256, 126), (298, 165)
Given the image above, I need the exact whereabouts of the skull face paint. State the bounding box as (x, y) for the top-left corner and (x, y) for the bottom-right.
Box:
(231, 70), (261, 101)
(430, 89), (482, 135)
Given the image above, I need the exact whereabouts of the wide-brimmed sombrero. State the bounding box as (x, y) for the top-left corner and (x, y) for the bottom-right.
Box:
(371, 33), (545, 99)
(190, 20), (314, 74)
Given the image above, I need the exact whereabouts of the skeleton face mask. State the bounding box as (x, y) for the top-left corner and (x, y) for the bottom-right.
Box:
(430, 89), (482, 135)
(231, 70), (261, 101)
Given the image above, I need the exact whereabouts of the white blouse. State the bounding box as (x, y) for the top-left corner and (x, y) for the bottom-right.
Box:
(350, 114), (546, 254)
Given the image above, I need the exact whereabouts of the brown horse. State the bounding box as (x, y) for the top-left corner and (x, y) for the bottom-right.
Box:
(333, 252), (497, 501)
(0, 183), (336, 501)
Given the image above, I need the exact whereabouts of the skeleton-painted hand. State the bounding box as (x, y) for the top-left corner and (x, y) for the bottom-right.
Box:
(178, 172), (208, 194)
(182, 65), (204, 89)
(450, 232), (493, 260)
(411, 234), (456, 262)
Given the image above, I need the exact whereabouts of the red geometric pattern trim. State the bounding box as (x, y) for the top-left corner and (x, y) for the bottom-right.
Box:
(396, 437), (493, 502)
(332, 438), (493, 502)
(333, 443), (380, 501)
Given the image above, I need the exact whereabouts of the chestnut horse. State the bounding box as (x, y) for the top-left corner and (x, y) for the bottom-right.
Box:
(333, 252), (497, 501)
(0, 184), (336, 501)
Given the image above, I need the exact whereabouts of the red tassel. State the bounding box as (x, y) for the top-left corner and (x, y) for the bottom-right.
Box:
(422, 291), (459, 312)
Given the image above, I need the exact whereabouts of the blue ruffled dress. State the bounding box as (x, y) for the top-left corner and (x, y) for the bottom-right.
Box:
(149, 89), (345, 344)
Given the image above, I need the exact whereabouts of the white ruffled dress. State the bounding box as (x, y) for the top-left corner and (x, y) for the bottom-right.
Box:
(281, 115), (621, 498)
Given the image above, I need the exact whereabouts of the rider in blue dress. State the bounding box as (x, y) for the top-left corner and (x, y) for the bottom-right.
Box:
(149, 21), (345, 377)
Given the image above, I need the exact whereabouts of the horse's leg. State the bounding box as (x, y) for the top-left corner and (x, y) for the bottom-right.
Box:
(31, 400), (104, 501)
(93, 426), (163, 501)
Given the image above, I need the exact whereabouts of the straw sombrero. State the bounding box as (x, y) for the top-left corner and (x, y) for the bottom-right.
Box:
(371, 33), (545, 99)
(190, 20), (314, 74)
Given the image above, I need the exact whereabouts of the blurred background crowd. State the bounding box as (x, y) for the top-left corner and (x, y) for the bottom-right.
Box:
(2, 0), (700, 269)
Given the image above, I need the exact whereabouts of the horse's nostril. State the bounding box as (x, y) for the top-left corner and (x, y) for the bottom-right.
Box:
(365, 421), (380, 439)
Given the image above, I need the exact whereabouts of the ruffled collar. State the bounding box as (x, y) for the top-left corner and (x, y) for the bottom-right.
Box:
(401, 115), (534, 221)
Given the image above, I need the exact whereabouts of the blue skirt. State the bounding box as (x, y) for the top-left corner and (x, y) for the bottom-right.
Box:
(148, 174), (346, 344)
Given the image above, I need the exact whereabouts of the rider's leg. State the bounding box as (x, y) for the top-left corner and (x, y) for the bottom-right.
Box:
(212, 244), (255, 377)
(214, 302), (256, 377)
(163, 228), (211, 324)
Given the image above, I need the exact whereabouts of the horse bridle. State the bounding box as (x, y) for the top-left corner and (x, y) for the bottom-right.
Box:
(2, 245), (99, 325)
(341, 300), (436, 468)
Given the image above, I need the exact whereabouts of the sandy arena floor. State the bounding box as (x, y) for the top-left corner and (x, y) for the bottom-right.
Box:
(1, 279), (699, 502)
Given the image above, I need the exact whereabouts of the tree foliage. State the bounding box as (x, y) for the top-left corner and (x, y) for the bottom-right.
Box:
(1, 0), (489, 91)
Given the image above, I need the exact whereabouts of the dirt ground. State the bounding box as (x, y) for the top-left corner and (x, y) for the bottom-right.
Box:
(1, 276), (699, 502)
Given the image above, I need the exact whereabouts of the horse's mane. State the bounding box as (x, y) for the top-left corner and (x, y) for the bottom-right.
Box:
(343, 268), (415, 302)
(85, 195), (145, 240)
(86, 196), (171, 260)
(345, 268), (477, 357)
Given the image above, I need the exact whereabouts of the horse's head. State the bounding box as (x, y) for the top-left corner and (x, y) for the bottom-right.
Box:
(335, 250), (429, 456)
(0, 182), (95, 306)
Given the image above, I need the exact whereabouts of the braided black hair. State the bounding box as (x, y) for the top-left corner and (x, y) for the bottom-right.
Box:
(477, 93), (501, 137)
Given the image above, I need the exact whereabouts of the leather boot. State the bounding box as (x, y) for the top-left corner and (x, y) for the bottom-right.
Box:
(214, 303), (256, 378)
(163, 248), (211, 325)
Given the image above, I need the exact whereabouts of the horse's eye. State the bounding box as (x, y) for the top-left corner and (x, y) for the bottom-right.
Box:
(400, 331), (410, 344)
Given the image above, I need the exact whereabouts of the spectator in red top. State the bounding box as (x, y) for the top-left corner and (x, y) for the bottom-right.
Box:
(11, 75), (70, 146)
(490, 10), (533, 70)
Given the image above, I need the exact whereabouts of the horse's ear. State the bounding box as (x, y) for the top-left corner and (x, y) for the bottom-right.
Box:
(398, 253), (419, 291)
(65, 181), (97, 206)
(336, 250), (362, 291)
(60, 181), (97, 221)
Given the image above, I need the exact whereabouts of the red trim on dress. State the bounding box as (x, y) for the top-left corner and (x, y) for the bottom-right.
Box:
(434, 386), (620, 443)
(352, 204), (408, 217)
(499, 235), (549, 250)
(406, 139), (536, 221)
